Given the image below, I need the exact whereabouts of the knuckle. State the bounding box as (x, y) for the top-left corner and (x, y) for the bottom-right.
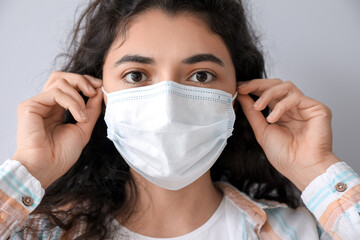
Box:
(50, 70), (61, 78)
(56, 78), (69, 88)
(22, 106), (35, 115)
(284, 80), (294, 87)
(18, 100), (27, 108)
(21, 98), (36, 108)
(53, 88), (64, 97)
(294, 91), (304, 97)
(323, 106), (332, 118)
(45, 71), (64, 90)
(68, 75), (87, 90)
(275, 103), (286, 113)
(262, 86), (278, 100)
(273, 78), (283, 84)
(17, 101), (26, 113)
(19, 99), (37, 114)
(292, 92), (302, 99)
(79, 76), (90, 87)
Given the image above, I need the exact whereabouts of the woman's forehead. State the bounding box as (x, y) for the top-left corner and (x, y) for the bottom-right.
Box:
(106, 9), (232, 64)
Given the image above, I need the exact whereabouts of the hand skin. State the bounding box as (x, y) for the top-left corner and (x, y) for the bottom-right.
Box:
(12, 71), (103, 189)
(12, 73), (339, 192)
(237, 78), (340, 191)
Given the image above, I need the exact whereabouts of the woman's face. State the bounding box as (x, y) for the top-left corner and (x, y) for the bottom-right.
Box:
(102, 9), (236, 102)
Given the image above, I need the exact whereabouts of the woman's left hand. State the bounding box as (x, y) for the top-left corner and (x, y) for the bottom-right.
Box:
(237, 78), (340, 191)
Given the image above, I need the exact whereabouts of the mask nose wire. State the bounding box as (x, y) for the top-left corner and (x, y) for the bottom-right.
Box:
(102, 85), (237, 103)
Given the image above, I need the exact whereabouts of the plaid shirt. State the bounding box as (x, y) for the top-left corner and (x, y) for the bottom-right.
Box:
(1, 159), (359, 239)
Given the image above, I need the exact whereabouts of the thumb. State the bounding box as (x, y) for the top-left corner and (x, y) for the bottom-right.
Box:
(76, 87), (103, 144)
(237, 93), (268, 145)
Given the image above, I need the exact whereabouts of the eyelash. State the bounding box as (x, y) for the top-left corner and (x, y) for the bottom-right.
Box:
(190, 71), (217, 85)
(120, 71), (149, 85)
(120, 70), (217, 85)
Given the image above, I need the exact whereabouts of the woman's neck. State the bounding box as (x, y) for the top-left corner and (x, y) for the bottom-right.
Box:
(116, 169), (223, 238)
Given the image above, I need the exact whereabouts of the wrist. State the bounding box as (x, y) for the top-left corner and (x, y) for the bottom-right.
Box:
(12, 154), (52, 189)
(22, 163), (52, 189)
(284, 153), (341, 192)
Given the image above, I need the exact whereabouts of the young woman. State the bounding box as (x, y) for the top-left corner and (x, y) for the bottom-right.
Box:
(1, 0), (359, 239)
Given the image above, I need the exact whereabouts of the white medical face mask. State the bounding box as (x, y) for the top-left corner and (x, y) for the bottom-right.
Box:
(102, 81), (236, 190)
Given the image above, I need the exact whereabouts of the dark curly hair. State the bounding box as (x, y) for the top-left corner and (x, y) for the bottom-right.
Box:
(28, 0), (301, 239)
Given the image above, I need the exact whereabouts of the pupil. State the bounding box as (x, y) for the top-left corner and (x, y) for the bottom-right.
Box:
(196, 72), (208, 82)
(131, 72), (142, 82)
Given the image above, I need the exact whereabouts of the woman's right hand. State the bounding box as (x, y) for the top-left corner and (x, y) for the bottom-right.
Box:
(12, 71), (103, 189)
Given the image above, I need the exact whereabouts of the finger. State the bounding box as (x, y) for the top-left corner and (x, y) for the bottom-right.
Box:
(253, 81), (304, 111)
(237, 94), (269, 145)
(266, 92), (302, 123)
(83, 75), (103, 88)
(75, 87), (103, 143)
(237, 78), (283, 96)
(53, 78), (87, 110)
(297, 96), (332, 121)
(43, 72), (102, 97)
(30, 89), (88, 123)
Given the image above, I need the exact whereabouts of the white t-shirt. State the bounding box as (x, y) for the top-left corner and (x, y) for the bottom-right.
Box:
(110, 195), (258, 240)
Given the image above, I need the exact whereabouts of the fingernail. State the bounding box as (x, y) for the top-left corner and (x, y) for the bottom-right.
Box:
(88, 85), (96, 94)
(267, 111), (276, 120)
(253, 97), (262, 107)
(92, 76), (102, 82)
(237, 81), (249, 88)
(80, 110), (88, 122)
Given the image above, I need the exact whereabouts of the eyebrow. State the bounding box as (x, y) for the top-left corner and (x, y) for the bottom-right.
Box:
(113, 53), (225, 68)
(182, 54), (224, 66)
(114, 55), (154, 67)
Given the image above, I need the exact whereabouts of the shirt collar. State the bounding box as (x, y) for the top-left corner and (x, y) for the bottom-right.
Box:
(215, 181), (289, 227)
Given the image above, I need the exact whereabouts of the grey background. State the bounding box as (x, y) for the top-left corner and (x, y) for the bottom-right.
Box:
(1, 0), (359, 173)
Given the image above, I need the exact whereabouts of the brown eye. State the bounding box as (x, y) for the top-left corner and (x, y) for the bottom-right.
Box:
(124, 71), (148, 83)
(189, 71), (215, 83)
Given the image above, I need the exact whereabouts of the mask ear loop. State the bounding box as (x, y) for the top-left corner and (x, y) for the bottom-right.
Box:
(102, 86), (109, 97)
(232, 92), (238, 102)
